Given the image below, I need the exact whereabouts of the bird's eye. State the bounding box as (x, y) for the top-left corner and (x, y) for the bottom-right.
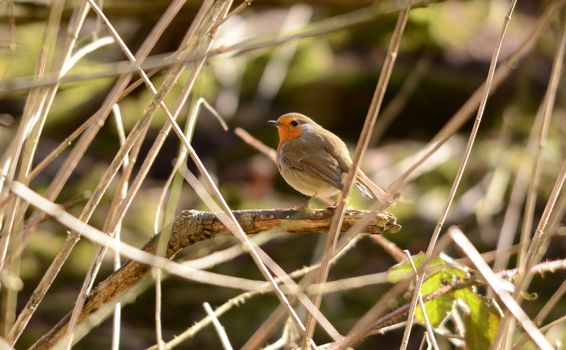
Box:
(290, 120), (299, 127)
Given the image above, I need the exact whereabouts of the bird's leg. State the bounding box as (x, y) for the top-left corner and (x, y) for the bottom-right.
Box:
(306, 195), (336, 209)
(293, 194), (335, 210)
(305, 196), (317, 209)
(292, 196), (314, 210)
(318, 196), (335, 208)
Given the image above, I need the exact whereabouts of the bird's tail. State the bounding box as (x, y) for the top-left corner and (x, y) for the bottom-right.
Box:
(355, 171), (395, 205)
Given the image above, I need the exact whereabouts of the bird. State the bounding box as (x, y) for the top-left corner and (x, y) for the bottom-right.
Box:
(268, 112), (394, 206)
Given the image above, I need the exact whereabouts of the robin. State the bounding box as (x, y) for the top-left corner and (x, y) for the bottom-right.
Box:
(268, 113), (394, 205)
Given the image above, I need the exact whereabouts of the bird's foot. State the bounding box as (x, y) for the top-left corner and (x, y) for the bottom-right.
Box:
(291, 198), (312, 210)
(291, 203), (309, 210)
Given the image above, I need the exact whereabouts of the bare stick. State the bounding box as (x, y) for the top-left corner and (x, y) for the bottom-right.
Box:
(242, 197), (406, 348)
(518, 17), (566, 278)
(369, 235), (405, 262)
(330, 278), (413, 350)
(12, 179), (397, 349)
(0, 0), (91, 268)
(402, 250), (439, 350)
(0, 1), (92, 340)
(81, 0), (325, 345)
(522, 26), (566, 273)
(322, 257), (566, 349)
(6, 0), (205, 345)
(449, 227), (552, 350)
(534, 279), (566, 326)
(371, 48), (433, 144)
(387, 0), (565, 199)
(235, 127), (277, 162)
(11, 182), (271, 288)
(203, 302), (234, 350)
(151, 99), (230, 347)
(512, 315), (566, 350)
(0, 0), (445, 93)
(179, 166), (338, 345)
(399, 1), (517, 348)
(302, 3), (409, 346)
(110, 104), (127, 350)
(496, 22), (566, 349)
(213, 0), (254, 30)
(150, 235), (366, 350)
(61, 1), (229, 348)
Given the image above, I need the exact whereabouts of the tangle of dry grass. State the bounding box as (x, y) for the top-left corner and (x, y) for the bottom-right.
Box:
(1, 0), (565, 349)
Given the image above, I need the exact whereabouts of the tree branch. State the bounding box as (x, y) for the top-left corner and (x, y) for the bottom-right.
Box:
(29, 207), (399, 350)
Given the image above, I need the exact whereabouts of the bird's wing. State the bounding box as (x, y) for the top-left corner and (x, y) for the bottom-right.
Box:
(356, 171), (394, 204)
(316, 130), (394, 204)
(279, 139), (344, 190)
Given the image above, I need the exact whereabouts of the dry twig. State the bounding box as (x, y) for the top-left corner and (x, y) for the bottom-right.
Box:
(17, 189), (398, 349)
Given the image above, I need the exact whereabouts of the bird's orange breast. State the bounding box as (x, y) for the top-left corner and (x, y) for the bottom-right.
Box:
(276, 126), (305, 151)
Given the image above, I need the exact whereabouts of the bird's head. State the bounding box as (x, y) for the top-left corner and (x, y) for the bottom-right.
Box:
(268, 113), (316, 145)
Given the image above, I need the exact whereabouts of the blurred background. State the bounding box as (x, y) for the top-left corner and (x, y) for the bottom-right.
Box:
(0, 0), (565, 348)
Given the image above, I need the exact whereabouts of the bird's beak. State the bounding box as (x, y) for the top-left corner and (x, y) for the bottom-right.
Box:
(267, 120), (281, 127)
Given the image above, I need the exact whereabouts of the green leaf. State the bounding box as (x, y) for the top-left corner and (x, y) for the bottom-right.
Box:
(387, 253), (449, 283)
(455, 288), (502, 350)
(387, 253), (470, 327)
(387, 253), (468, 283)
(415, 270), (456, 326)
(387, 252), (426, 283)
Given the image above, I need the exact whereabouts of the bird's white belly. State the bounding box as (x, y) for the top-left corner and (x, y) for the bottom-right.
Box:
(278, 164), (340, 197)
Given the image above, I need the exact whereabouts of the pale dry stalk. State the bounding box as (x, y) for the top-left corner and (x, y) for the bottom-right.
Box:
(7, 0), (196, 344)
(61, 1), (232, 349)
(399, 1), (517, 348)
(301, 3), (411, 347)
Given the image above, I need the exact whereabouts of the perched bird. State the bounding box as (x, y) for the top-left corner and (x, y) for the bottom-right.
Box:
(268, 113), (394, 205)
